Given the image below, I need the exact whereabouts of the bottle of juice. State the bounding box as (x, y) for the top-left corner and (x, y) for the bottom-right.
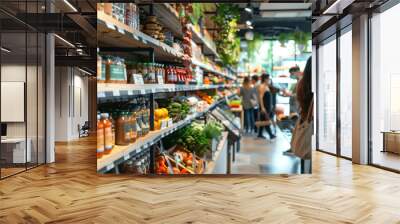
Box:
(123, 112), (131, 144)
(102, 113), (113, 154)
(97, 114), (104, 158)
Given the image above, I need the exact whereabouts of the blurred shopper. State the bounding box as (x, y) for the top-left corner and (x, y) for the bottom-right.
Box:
(291, 57), (313, 173)
(283, 65), (303, 155)
(238, 77), (258, 134)
(268, 77), (280, 134)
(257, 74), (276, 140)
(285, 65), (303, 114)
(251, 75), (260, 133)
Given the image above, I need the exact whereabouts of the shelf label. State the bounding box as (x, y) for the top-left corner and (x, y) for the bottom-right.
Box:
(106, 163), (114, 170)
(133, 74), (144, 85)
(124, 154), (130, 160)
(128, 90), (133, 95)
(157, 74), (164, 84)
(117, 27), (125, 34)
(106, 22), (115, 30)
(113, 90), (120, 97)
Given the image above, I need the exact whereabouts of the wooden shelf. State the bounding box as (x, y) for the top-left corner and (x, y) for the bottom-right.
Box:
(97, 11), (183, 62)
(192, 59), (236, 80)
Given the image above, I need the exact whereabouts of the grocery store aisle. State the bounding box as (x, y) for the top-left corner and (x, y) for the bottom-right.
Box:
(232, 129), (300, 174)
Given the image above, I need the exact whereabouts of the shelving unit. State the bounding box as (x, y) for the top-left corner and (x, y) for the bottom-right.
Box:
(97, 3), (240, 175)
(97, 95), (234, 173)
(97, 83), (238, 101)
(98, 11), (183, 62)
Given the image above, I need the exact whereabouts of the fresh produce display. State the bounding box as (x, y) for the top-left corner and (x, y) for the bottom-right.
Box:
(229, 99), (241, 108)
(97, 3), (240, 176)
(154, 108), (169, 130)
(168, 101), (190, 122)
(155, 154), (193, 174)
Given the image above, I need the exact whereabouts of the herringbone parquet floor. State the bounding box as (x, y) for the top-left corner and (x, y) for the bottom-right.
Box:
(1, 137), (400, 224)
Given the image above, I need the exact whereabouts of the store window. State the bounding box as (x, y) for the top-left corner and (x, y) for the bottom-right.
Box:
(317, 36), (337, 154)
(339, 28), (352, 158)
(370, 3), (400, 171)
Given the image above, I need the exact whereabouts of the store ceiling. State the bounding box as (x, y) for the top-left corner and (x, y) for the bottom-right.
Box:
(236, 2), (312, 39)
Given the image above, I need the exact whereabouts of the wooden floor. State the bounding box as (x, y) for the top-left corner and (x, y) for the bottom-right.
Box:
(1, 137), (400, 223)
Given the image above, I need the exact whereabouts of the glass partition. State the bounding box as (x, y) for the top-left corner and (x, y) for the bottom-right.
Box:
(0, 1), (46, 179)
(370, 3), (400, 171)
(339, 29), (352, 158)
(317, 37), (337, 154)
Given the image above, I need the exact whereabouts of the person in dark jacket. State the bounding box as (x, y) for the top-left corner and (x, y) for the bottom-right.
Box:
(257, 74), (276, 140)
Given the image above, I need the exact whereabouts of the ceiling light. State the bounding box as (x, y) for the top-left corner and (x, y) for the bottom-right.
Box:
(248, 25), (254, 30)
(63, 0), (78, 12)
(54, 34), (75, 48)
(245, 7), (252, 13)
(1, 47), (11, 53)
(246, 20), (252, 26)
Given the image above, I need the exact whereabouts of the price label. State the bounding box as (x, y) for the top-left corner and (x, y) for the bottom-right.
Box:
(140, 89), (145, 95)
(127, 90), (133, 95)
(106, 22), (115, 30)
(113, 90), (120, 97)
(133, 74), (144, 85)
(124, 154), (130, 160)
(117, 27), (125, 34)
(106, 163), (114, 171)
(161, 120), (167, 129)
(167, 119), (173, 127)
(157, 74), (164, 84)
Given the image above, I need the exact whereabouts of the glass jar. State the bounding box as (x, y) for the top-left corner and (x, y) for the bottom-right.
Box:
(135, 107), (143, 138)
(115, 112), (129, 146)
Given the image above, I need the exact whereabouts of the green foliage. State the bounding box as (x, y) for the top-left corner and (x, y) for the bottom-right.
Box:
(189, 3), (204, 25)
(203, 121), (224, 140)
(163, 121), (224, 157)
(247, 33), (264, 60)
(211, 4), (241, 66)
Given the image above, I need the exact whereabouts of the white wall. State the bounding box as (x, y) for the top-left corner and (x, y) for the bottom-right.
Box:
(55, 67), (89, 141)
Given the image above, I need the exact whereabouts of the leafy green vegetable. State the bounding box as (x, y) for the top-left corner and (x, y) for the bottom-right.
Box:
(203, 121), (223, 140)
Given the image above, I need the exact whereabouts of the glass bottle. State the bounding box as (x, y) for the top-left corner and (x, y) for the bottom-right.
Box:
(135, 106), (143, 138)
(102, 113), (113, 154)
(97, 114), (104, 159)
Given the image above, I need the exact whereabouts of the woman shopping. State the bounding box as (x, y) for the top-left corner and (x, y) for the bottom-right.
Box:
(238, 77), (258, 134)
(257, 74), (276, 140)
(291, 57), (313, 173)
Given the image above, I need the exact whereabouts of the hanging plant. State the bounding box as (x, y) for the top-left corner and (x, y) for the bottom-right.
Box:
(278, 33), (289, 47)
(247, 33), (264, 60)
(211, 4), (241, 66)
(293, 31), (311, 53)
(188, 3), (204, 26)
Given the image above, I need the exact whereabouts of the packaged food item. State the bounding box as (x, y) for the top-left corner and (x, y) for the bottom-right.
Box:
(97, 114), (104, 158)
(103, 3), (112, 15)
(115, 112), (129, 146)
(106, 56), (127, 83)
(97, 55), (106, 83)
